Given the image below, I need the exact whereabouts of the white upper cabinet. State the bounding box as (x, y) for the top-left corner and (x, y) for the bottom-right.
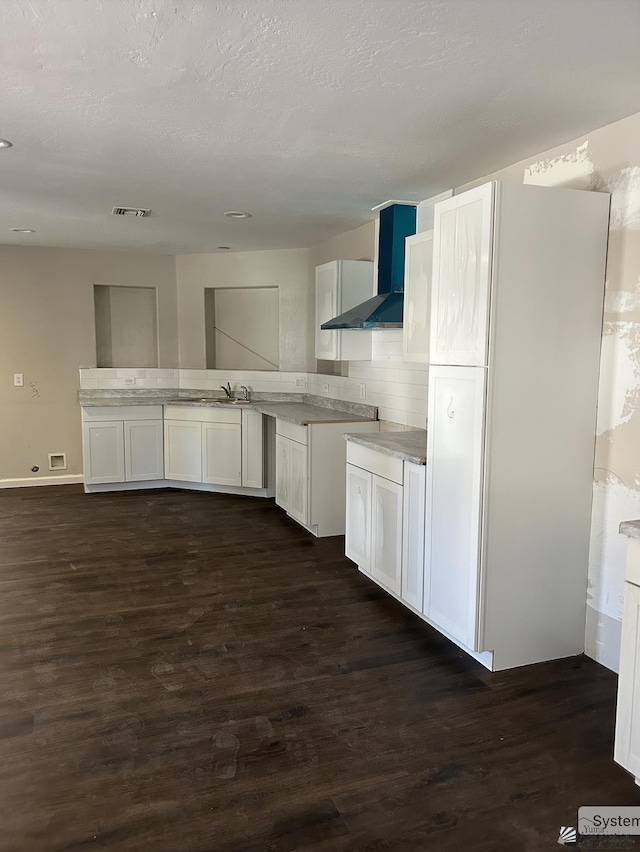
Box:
(402, 230), (433, 363)
(315, 260), (375, 362)
(430, 182), (494, 366)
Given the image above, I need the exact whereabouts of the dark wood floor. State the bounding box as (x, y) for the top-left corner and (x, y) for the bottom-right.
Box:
(0, 485), (637, 851)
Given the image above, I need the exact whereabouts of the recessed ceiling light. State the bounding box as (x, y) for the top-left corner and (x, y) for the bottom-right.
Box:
(10, 228), (34, 234)
(218, 246), (231, 250)
(223, 211), (252, 219)
(0, 139), (13, 149)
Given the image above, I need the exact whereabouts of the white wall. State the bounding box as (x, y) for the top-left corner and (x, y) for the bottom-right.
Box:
(0, 245), (177, 483)
(176, 248), (312, 372)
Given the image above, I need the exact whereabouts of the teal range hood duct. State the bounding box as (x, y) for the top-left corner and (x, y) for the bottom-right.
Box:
(321, 202), (417, 330)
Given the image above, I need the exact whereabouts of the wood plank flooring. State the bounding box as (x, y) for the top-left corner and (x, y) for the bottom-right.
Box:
(0, 485), (637, 851)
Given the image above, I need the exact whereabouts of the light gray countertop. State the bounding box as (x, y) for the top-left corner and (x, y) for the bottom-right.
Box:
(344, 429), (427, 465)
(79, 391), (377, 425)
(620, 520), (640, 540)
(252, 401), (375, 425)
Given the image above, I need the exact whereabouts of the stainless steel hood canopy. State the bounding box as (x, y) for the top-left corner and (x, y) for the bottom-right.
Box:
(321, 202), (417, 329)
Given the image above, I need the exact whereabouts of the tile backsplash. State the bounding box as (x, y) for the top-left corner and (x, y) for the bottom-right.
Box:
(80, 332), (428, 429)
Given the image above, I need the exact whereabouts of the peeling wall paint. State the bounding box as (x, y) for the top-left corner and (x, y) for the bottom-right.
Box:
(459, 111), (640, 672)
(523, 140), (594, 188)
(606, 166), (640, 231)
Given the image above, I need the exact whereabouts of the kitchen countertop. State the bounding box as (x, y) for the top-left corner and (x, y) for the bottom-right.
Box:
(252, 401), (375, 425)
(620, 520), (640, 541)
(344, 429), (427, 465)
(79, 391), (377, 425)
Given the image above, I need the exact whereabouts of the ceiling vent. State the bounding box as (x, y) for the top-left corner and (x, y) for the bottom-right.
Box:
(111, 206), (151, 217)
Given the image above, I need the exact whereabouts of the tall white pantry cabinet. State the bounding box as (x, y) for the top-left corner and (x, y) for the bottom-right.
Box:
(425, 181), (610, 670)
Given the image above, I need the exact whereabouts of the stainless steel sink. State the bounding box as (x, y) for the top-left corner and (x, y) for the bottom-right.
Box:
(183, 397), (249, 405)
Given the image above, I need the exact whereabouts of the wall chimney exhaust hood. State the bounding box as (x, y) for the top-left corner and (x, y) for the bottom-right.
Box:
(321, 201), (417, 330)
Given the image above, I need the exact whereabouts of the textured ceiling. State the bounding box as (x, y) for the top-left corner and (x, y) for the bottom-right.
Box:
(0, 0), (639, 253)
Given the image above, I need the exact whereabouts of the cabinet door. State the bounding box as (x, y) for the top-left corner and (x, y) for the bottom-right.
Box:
(202, 422), (242, 486)
(315, 261), (340, 360)
(615, 582), (640, 780)
(124, 420), (164, 481)
(402, 462), (426, 610)
(288, 439), (309, 525)
(164, 420), (202, 482)
(403, 231), (433, 363)
(275, 434), (290, 510)
(424, 366), (486, 648)
(83, 421), (125, 484)
(242, 409), (264, 489)
(430, 182), (494, 367)
(371, 475), (403, 595)
(345, 464), (372, 572)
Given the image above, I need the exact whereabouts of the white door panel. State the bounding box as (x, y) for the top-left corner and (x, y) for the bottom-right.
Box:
(403, 231), (433, 363)
(124, 420), (163, 481)
(615, 582), (640, 780)
(431, 183), (493, 366)
(345, 464), (372, 572)
(202, 422), (242, 486)
(371, 475), (403, 595)
(275, 434), (290, 510)
(402, 462), (426, 610)
(315, 262), (339, 360)
(164, 420), (202, 482)
(424, 366), (486, 648)
(83, 421), (125, 484)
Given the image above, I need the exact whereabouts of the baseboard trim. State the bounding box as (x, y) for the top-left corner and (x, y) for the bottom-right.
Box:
(0, 474), (84, 489)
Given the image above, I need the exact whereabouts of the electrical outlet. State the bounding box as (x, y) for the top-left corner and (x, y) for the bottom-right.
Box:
(294, 376), (307, 389)
(124, 377), (136, 386)
(322, 383), (330, 394)
(13, 373), (24, 387)
(359, 383), (367, 400)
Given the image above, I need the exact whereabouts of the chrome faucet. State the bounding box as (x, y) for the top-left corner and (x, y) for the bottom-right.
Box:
(220, 382), (233, 398)
(240, 385), (250, 401)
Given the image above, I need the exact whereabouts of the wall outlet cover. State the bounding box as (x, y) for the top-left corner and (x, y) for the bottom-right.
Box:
(359, 383), (367, 400)
(124, 377), (136, 385)
(322, 383), (330, 393)
(295, 376), (307, 389)
(13, 373), (24, 387)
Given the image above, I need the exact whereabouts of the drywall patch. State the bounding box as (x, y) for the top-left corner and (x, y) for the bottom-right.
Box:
(523, 140), (594, 188)
(585, 605), (623, 672)
(596, 321), (640, 435)
(607, 166), (640, 231)
(587, 477), (640, 627)
(604, 275), (640, 314)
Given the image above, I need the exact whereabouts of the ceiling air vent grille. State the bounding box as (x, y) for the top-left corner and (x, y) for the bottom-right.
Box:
(111, 206), (151, 217)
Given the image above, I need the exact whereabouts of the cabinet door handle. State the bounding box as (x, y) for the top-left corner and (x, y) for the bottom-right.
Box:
(447, 397), (455, 422)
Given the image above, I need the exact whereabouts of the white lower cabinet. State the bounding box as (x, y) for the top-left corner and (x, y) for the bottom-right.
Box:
(275, 433), (309, 526)
(346, 465), (372, 573)
(202, 422), (242, 486)
(164, 406), (248, 488)
(615, 537), (640, 784)
(164, 420), (202, 482)
(83, 421), (126, 484)
(346, 446), (425, 606)
(402, 462), (426, 610)
(82, 406), (163, 485)
(371, 475), (403, 595)
(275, 419), (380, 537)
